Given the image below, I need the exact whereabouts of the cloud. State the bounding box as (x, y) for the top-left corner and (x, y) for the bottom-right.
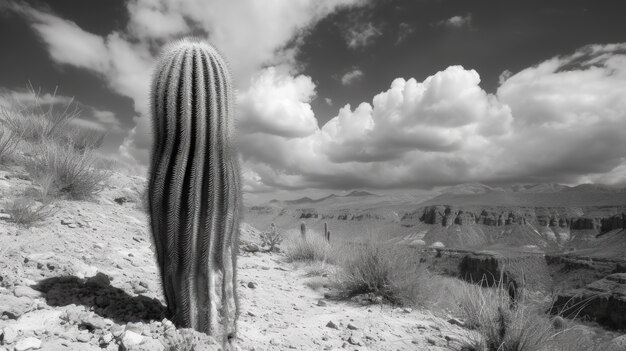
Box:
(92, 109), (123, 131)
(342, 21), (382, 49)
(495, 43), (626, 183)
(12, 0), (367, 168)
(340, 68), (363, 85)
(325, 98), (333, 106)
(238, 43), (626, 191)
(237, 67), (318, 138)
(11, 2), (626, 191)
(439, 14), (472, 29)
(396, 22), (414, 45)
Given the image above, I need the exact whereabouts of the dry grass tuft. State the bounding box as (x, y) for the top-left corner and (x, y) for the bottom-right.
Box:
(284, 231), (335, 263)
(455, 277), (573, 351)
(25, 141), (110, 200)
(0, 127), (18, 164)
(3, 197), (54, 228)
(334, 238), (426, 306)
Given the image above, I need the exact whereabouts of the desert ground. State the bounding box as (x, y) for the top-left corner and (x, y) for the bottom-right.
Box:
(0, 161), (624, 350)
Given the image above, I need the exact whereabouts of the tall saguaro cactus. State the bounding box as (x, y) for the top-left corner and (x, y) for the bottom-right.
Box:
(148, 38), (241, 345)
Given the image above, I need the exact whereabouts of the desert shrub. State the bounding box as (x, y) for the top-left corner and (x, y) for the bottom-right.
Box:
(3, 197), (54, 228)
(0, 126), (18, 164)
(285, 231), (334, 263)
(25, 141), (111, 200)
(259, 223), (284, 252)
(457, 279), (565, 351)
(0, 85), (79, 144)
(335, 238), (426, 306)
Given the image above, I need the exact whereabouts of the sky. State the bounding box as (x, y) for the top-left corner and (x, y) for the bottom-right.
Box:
(1, 0), (626, 203)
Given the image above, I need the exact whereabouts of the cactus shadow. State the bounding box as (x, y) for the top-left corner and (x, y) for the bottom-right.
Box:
(33, 273), (168, 324)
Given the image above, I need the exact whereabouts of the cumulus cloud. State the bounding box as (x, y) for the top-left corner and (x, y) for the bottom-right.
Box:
(495, 43), (626, 183)
(340, 68), (363, 85)
(325, 98), (333, 106)
(12, 0), (366, 168)
(439, 14), (472, 29)
(238, 43), (626, 191)
(11, 1), (626, 191)
(237, 67), (318, 138)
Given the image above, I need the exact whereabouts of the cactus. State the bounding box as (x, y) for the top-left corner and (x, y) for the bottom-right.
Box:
(147, 38), (241, 345)
(324, 222), (330, 242)
(300, 221), (306, 239)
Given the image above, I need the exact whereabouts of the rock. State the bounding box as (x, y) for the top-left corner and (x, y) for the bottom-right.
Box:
(551, 273), (626, 329)
(347, 335), (362, 346)
(76, 333), (91, 343)
(2, 326), (17, 344)
(131, 281), (148, 294)
(317, 300), (327, 307)
(0, 295), (35, 319)
(347, 323), (358, 330)
(14, 337), (41, 350)
(60, 219), (74, 225)
(270, 338), (280, 345)
(447, 318), (465, 327)
(101, 333), (114, 344)
(128, 338), (165, 351)
(110, 325), (124, 338)
(551, 316), (566, 330)
(326, 321), (338, 329)
(426, 337), (438, 346)
(13, 286), (42, 299)
(241, 243), (260, 253)
(121, 331), (143, 348)
(430, 242), (445, 249)
(402, 307), (412, 313)
(606, 335), (626, 351)
(247, 282), (257, 289)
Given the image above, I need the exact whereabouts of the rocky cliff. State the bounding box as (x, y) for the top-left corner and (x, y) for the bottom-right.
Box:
(409, 205), (626, 233)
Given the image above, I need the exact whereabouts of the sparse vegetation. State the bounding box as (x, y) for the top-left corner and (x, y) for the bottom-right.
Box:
(25, 141), (110, 200)
(3, 197), (54, 228)
(284, 230), (334, 263)
(334, 238), (426, 306)
(0, 84), (80, 143)
(456, 278), (566, 351)
(0, 126), (18, 164)
(259, 223), (284, 252)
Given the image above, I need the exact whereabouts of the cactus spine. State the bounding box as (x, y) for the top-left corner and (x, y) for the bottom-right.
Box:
(300, 221), (306, 239)
(148, 38), (241, 344)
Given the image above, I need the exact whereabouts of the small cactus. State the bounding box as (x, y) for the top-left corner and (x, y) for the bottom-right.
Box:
(147, 38), (241, 345)
(324, 222), (330, 242)
(300, 221), (306, 239)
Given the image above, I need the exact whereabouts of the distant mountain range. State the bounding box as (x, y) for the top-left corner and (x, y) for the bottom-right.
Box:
(269, 190), (379, 206)
(265, 183), (626, 208)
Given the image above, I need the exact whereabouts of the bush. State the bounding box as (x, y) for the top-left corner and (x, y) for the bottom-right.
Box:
(457, 279), (563, 351)
(285, 231), (334, 263)
(0, 126), (18, 164)
(259, 224), (284, 252)
(25, 141), (111, 200)
(335, 238), (425, 306)
(3, 197), (54, 228)
(0, 85), (79, 144)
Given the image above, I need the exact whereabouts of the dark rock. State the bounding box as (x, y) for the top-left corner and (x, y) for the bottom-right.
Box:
(326, 321), (338, 329)
(551, 273), (626, 329)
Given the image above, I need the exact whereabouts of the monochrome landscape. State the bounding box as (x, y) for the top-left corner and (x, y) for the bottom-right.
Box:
(0, 1), (625, 350)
